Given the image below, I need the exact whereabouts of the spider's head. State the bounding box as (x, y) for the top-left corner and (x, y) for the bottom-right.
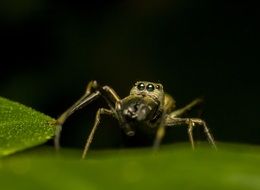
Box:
(120, 81), (164, 123)
(130, 81), (164, 104)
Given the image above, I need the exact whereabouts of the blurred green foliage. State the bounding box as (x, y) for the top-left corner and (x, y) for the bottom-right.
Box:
(0, 96), (56, 157)
(1, 144), (260, 190)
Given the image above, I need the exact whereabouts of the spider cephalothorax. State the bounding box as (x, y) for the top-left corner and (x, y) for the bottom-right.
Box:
(130, 81), (164, 104)
(56, 80), (217, 159)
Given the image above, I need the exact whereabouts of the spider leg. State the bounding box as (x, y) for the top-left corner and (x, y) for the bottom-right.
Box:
(54, 81), (101, 150)
(100, 86), (135, 136)
(188, 119), (195, 150)
(165, 116), (217, 149)
(153, 119), (166, 151)
(80, 85), (134, 157)
(82, 108), (113, 159)
(56, 84), (120, 124)
(56, 80), (100, 126)
(101, 85), (121, 103)
(55, 81), (134, 152)
(169, 98), (203, 117)
(153, 95), (174, 150)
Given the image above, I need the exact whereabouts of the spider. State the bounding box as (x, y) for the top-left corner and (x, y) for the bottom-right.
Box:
(55, 81), (217, 159)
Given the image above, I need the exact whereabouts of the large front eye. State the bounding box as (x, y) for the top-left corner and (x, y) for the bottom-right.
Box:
(146, 84), (155, 92)
(137, 83), (145, 90)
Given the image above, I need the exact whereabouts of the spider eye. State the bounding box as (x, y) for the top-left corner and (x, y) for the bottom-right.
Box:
(146, 84), (155, 92)
(137, 83), (145, 91)
(155, 85), (161, 90)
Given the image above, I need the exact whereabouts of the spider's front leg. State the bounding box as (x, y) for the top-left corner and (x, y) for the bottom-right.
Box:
(165, 116), (217, 149)
(81, 85), (135, 158)
(55, 81), (101, 149)
(55, 81), (134, 158)
(82, 108), (113, 159)
(56, 80), (100, 126)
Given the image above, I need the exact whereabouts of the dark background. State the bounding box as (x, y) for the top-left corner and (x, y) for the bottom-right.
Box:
(0, 0), (258, 149)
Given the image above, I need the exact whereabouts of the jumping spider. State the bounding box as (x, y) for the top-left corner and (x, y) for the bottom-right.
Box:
(56, 81), (217, 159)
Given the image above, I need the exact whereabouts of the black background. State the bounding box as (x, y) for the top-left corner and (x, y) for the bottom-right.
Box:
(0, 0), (259, 149)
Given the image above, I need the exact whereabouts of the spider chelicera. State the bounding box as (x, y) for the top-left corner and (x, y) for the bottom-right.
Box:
(55, 81), (217, 159)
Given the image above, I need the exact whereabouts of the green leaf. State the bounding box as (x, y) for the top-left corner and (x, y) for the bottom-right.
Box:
(0, 144), (260, 190)
(0, 96), (56, 157)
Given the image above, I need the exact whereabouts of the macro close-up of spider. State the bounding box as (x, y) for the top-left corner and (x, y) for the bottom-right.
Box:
(56, 81), (217, 159)
(1, 0), (258, 189)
